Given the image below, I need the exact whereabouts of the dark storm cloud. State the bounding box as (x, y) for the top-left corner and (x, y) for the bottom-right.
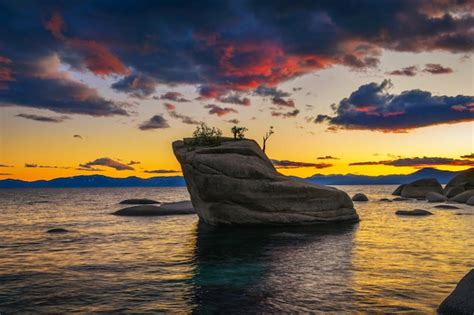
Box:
(271, 159), (332, 169)
(80, 157), (134, 171)
(314, 80), (474, 132)
(387, 66), (418, 76)
(423, 63), (454, 74)
(139, 115), (170, 130)
(204, 104), (238, 117)
(350, 157), (474, 167)
(0, 0), (473, 106)
(16, 113), (70, 123)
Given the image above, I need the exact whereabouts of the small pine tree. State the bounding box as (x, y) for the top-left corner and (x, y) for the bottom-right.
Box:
(262, 126), (274, 152)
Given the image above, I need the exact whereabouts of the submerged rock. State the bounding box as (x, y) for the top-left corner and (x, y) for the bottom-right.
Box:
(426, 192), (447, 203)
(438, 269), (474, 315)
(379, 198), (393, 202)
(47, 228), (69, 233)
(113, 203), (195, 216)
(394, 178), (443, 198)
(393, 197), (410, 201)
(395, 209), (433, 216)
(450, 190), (474, 204)
(444, 168), (474, 197)
(119, 198), (160, 205)
(434, 205), (460, 210)
(172, 138), (359, 226)
(352, 193), (368, 201)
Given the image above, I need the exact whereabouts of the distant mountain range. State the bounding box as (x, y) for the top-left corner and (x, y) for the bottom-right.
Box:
(0, 168), (462, 188)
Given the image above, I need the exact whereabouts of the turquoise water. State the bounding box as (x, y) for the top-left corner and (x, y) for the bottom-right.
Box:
(0, 186), (472, 313)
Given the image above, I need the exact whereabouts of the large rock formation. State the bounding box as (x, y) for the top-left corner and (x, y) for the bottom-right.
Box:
(444, 168), (474, 197)
(392, 178), (443, 198)
(450, 190), (474, 204)
(172, 138), (359, 225)
(438, 269), (474, 315)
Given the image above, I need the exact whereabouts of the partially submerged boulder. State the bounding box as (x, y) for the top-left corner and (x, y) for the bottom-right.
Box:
(426, 192), (447, 203)
(450, 190), (474, 204)
(47, 228), (69, 233)
(395, 209), (433, 216)
(379, 198), (392, 202)
(393, 178), (443, 198)
(444, 168), (474, 197)
(113, 203), (195, 216)
(434, 204), (460, 210)
(393, 197), (410, 201)
(172, 138), (359, 225)
(119, 198), (160, 205)
(438, 269), (474, 315)
(352, 193), (368, 201)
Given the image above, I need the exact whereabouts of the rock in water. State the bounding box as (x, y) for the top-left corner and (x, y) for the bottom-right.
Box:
(438, 269), (474, 315)
(450, 190), (474, 204)
(119, 198), (160, 205)
(159, 200), (194, 212)
(113, 204), (195, 216)
(352, 193), (369, 201)
(426, 192), (447, 203)
(444, 168), (474, 197)
(172, 138), (359, 225)
(392, 184), (405, 196)
(394, 178), (443, 198)
(434, 205), (460, 210)
(466, 196), (474, 206)
(395, 209), (433, 216)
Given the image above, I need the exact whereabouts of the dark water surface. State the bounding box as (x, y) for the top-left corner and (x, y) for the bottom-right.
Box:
(0, 186), (472, 313)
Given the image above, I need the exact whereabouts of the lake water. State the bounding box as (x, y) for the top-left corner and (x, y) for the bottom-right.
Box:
(0, 186), (472, 313)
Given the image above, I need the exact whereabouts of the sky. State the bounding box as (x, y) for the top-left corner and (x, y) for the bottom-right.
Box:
(0, 0), (473, 181)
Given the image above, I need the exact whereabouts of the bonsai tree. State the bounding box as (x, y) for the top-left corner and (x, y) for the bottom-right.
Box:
(191, 123), (223, 145)
(231, 126), (248, 140)
(262, 126), (274, 153)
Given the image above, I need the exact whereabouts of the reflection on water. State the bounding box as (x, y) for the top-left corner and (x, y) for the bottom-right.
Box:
(0, 186), (472, 313)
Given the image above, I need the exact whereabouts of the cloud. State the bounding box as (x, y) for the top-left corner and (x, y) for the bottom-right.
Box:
(314, 80), (474, 132)
(144, 169), (180, 174)
(73, 134), (83, 139)
(139, 115), (170, 130)
(155, 92), (190, 103)
(204, 104), (238, 116)
(254, 85), (290, 98)
(423, 63), (454, 74)
(112, 73), (157, 98)
(271, 97), (295, 107)
(0, 55), (130, 116)
(24, 163), (70, 169)
(0, 164), (13, 168)
(387, 65), (418, 76)
(218, 94), (251, 106)
(25, 163), (38, 168)
(226, 118), (240, 124)
(1, 1), (473, 103)
(271, 109), (300, 118)
(127, 160), (141, 165)
(271, 159), (333, 169)
(0, 173), (12, 176)
(460, 153), (474, 159)
(350, 156), (474, 167)
(16, 113), (70, 123)
(163, 103), (201, 125)
(80, 157), (134, 171)
(317, 155), (339, 160)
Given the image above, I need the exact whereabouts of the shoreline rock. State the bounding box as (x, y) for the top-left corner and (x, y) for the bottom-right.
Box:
(393, 178), (443, 198)
(438, 269), (474, 315)
(444, 168), (474, 198)
(173, 138), (359, 226)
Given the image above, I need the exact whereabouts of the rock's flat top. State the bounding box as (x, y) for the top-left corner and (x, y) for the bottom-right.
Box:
(438, 269), (474, 315)
(173, 139), (358, 226)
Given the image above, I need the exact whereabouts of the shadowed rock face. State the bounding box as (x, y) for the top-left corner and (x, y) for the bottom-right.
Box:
(438, 269), (474, 315)
(172, 138), (358, 226)
(445, 168), (474, 197)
